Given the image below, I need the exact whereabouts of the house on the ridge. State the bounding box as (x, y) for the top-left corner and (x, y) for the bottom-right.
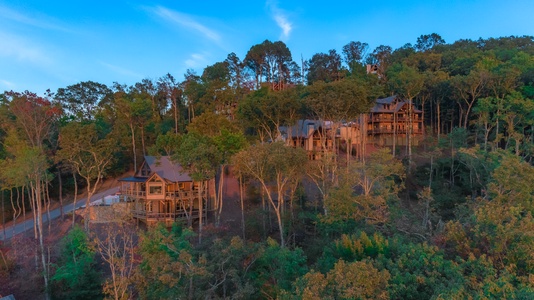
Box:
(118, 156), (215, 226)
(279, 119), (334, 160)
(365, 95), (423, 148)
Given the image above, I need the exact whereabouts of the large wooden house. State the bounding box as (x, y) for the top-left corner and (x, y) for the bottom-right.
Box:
(365, 95), (423, 147)
(119, 156), (214, 226)
(279, 119), (334, 160)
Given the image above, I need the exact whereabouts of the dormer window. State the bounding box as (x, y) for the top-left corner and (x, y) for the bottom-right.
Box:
(149, 185), (162, 195)
(140, 164), (151, 177)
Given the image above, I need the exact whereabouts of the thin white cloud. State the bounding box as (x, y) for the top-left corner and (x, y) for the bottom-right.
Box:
(99, 61), (143, 79)
(0, 5), (70, 32)
(185, 53), (209, 68)
(0, 79), (16, 89)
(266, 1), (293, 40)
(0, 31), (52, 66)
(146, 6), (220, 42)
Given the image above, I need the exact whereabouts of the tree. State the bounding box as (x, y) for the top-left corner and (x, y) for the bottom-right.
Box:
(148, 131), (182, 156)
(134, 224), (208, 299)
(415, 33), (445, 52)
(323, 148), (404, 225)
(186, 112), (246, 226)
(244, 40), (296, 89)
(342, 41), (369, 74)
(237, 86), (305, 142)
(157, 73), (183, 134)
(233, 142), (308, 247)
(387, 63), (424, 169)
(57, 122), (117, 231)
(172, 133), (221, 242)
(451, 68), (489, 129)
(55, 81), (112, 121)
(294, 260), (390, 300)
(199, 61), (233, 115)
(306, 77), (376, 173)
(181, 69), (205, 122)
(1, 91), (61, 299)
(51, 225), (102, 300)
(254, 238), (308, 297)
(367, 45), (392, 80)
(113, 86), (152, 172)
(306, 49), (344, 84)
(95, 222), (137, 300)
(444, 153), (534, 281)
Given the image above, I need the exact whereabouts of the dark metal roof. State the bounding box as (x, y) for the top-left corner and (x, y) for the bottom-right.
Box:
(144, 156), (193, 182)
(371, 95), (422, 113)
(279, 119), (332, 139)
(118, 176), (148, 183)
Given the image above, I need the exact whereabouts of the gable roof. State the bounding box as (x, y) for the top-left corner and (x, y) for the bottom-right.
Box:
(371, 95), (422, 113)
(279, 119), (333, 139)
(144, 156), (192, 182)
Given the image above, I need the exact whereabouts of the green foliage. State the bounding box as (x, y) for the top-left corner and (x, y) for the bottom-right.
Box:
(148, 131), (182, 156)
(134, 223), (205, 300)
(323, 148), (404, 226)
(253, 238), (308, 297)
(387, 63), (424, 99)
(306, 77), (376, 122)
(237, 86), (305, 141)
(379, 241), (464, 300)
(196, 236), (260, 298)
(317, 232), (390, 273)
(51, 225), (102, 300)
(291, 260), (390, 300)
(443, 154), (534, 293)
(172, 132), (221, 182)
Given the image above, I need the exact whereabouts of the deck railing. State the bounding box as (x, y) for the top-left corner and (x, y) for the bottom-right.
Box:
(131, 210), (200, 221)
(122, 189), (206, 199)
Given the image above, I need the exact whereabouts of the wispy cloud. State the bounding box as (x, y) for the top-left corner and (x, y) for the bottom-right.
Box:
(0, 79), (16, 89)
(185, 53), (209, 69)
(0, 4), (70, 32)
(266, 1), (293, 41)
(99, 61), (143, 79)
(146, 6), (220, 42)
(0, 31), (52, 66)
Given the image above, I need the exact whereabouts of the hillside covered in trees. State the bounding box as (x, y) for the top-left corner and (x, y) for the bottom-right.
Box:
(1, 34), (534, 299)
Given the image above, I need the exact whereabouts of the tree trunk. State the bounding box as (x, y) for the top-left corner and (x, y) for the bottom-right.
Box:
(33, 180), (50, 300)
(216, 165), (225, 227)
(58, 170), (64, 219)
(408, 97), (413, 171)
(437, 101), (441, 139)
(198, 181), (203, 244)
(239, 176), (246, 240)
(393, 111), (397, 157)
(130, 123), (137, 173)
(174, 98), (179, 134)
(72, 173), (78, 227)
(141, 126), (146, 157)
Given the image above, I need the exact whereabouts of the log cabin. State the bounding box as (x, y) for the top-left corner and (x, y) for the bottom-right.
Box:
(365, 95), (423, 148)
(119, 156), (214, 226)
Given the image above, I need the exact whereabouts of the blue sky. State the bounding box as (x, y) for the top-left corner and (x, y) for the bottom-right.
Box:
(1, 0), (533, 95)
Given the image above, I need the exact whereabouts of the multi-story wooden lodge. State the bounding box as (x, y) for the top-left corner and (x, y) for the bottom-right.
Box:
(118, 156), (214, 226)
(366, 95), (423, 147)
(279, 119), (334, 160)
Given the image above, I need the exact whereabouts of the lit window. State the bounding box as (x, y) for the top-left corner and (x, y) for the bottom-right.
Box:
(149, 185), (162, 195)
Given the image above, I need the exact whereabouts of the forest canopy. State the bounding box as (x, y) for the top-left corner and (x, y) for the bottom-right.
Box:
(1, 34), (533, 299)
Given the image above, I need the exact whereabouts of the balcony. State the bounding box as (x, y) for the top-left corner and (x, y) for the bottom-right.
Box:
(367, 128), (423, 135)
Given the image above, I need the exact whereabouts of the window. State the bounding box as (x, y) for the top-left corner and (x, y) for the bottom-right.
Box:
(149, 185), (162, 195)
(145, 201), (153, 212)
